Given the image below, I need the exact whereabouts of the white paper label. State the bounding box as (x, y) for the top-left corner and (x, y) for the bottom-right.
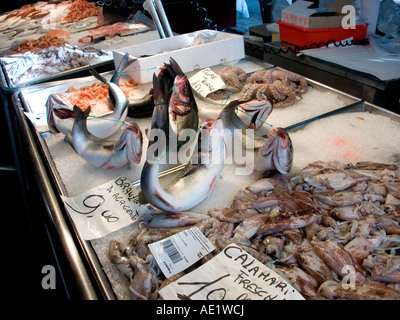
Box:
(189, 68), (226, 98)
(149, 227), (215, 278)
(62, 176), (151, 240)
(159, 243), (305, 300)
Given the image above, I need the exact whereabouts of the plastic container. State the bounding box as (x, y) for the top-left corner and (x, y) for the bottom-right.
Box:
(113, 30), (245, 83)
(277, 20), (368, 48)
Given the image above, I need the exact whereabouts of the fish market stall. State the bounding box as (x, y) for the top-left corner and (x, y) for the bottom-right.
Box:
(9, 45), (400, 300)
(2, 1), (400, 298)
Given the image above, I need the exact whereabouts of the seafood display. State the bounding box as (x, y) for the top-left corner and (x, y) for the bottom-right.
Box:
(108, 160), (400, 300)
(46, 54), (146, 168)
(62, 0), (100, 23)
(10, 33), (69, 54)
(206, 66), (248, 100)
(0, 1), (96, 54)
(14, 43), (400, 301)
(71, 105), (143, 169)
(140, 58), (221, 213)
(207, 67), (308, 109)
(2, 45), (110, 86)
(47, 53), (131, 138)
(78, 22), (148, 44)
(0, 1), (154, 87)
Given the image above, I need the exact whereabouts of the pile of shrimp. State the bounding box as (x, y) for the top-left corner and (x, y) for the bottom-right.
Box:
(10, 34), (69, 54)
(62, 79), (138, 112)
(62, 0), (100, 23)
(108, 160), (400, 300)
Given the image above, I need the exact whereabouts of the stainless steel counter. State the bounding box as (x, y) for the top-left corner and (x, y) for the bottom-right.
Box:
(4, 53), (400, 299)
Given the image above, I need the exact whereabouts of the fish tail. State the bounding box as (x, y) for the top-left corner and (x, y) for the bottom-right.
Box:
(167, 57), (184, 77)
(153, 73), (168, 105)
(111, 52), (137, 84)
(89, 68), (108, 84)
(73, 105), (90, 120)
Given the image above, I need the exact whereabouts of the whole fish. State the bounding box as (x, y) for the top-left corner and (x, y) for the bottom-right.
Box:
(140, 119), (225, 212)
(146, 58), (198, 158)
(71, 105), (143, 169)
(219, 97), (293, 175)
(147, 73), (170, 156)
(219, 97), (273, 149)
(125, 56), (184, 119)
(46, 58), (130, 139)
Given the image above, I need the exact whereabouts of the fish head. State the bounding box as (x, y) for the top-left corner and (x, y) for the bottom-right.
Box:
(169, 76), (192, 116)
(115, 122), (143, 164)
(45, 94), (74, 133)
(237, 95), (273, 130)
(260, 127), (293, 175)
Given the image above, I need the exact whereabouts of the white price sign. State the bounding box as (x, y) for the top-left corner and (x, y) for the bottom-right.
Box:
(189, 67), (226, 98)
(62, 176), (152, 240)
(159, 244), (305, 300)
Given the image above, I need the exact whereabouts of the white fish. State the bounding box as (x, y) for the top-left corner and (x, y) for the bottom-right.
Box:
(46, 55), (131, 139)
(140, 119), (226, 212)
(71, 106), (142, 169)
(220, 98), (293, 174)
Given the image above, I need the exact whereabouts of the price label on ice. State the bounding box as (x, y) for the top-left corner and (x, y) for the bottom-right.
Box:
(149, 227), (215, 278)
(189, 68), (226, 98)
(159, 244), (305, 300)
(62, 176), (152, 240)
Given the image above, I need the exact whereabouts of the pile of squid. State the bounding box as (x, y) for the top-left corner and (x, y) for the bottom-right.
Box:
(206, 67), (308, 108)
(108, 160), (400, 300)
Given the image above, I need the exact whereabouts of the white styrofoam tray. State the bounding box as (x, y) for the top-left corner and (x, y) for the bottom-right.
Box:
(112, 30), (245, 83)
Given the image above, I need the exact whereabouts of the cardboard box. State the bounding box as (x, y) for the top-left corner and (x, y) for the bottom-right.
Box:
(113, 30), (245, 84)
(281, 0), (355, 29)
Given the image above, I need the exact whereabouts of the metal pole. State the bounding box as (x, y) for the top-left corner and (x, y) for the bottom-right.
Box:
(144, 0), (166, 38)
(153, 0), (173, 37)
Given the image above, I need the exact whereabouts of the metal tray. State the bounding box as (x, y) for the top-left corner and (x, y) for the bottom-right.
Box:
(0, 29), (160, 90)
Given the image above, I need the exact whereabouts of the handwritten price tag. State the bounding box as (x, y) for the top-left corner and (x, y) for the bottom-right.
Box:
(189, 68), (226, 98)
(62, 176), (152, 240)
(159, 243), (305, 300)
